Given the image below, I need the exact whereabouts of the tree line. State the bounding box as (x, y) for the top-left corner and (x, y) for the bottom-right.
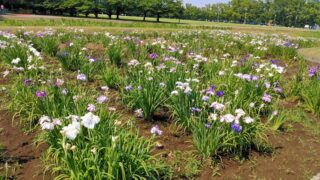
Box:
(185, 0), (320, 27)
(1, 0), (320, 27)
(1, 0), (184, 22)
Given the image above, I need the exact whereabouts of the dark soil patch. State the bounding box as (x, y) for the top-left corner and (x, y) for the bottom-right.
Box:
(280, 97), (300, 109)
(136, 119), (194, 154)
(285, 61), (300, 78)
(85, 43), (105, 59)
(0, 110), (49, 179)
(197, 124), (320, 180)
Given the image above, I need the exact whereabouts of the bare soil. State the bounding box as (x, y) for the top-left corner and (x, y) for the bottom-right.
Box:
(0, 110), (49, 180)
(201, 124), (320, 180)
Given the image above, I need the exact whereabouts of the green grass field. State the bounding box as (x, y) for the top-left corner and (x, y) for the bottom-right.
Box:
(1, 14), (320, 39)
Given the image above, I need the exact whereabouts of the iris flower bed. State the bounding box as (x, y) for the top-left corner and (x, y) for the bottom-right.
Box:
(0, 29), (318, 179)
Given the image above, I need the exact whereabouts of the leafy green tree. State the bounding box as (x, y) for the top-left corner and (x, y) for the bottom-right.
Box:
(101, 0), (113, 19)
(43, 0), (64, 15)
(108, 0), (131, 19)
(75, 0), (103, 18)
(151, 0), (177, 22)
(62, 0), (81, 16)
(137, 0), (155, 21)
(183, 3), (201, 20)
(171, 0), (184, 22)
(75, 0), (92, 17)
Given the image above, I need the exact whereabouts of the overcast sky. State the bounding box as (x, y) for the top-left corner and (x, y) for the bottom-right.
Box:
(184, 0), (229, 7)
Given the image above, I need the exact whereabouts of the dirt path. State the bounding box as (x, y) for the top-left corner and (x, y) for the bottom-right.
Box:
(0, 110), (49, 179)
(298, 47), (320, 63)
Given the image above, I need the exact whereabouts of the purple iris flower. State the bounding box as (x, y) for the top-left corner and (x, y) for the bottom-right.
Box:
(202, 96), (209, 102)
(262, 93), (272, 103)
(251, 76), (259, 81)
(149, 53), (159, 59)
(97, 95), (108, 104)
(284, 42), (291, 48)
(36, 32), (45, 37)
(308, 65), (319, 77)
(269, 59), (280, 65)
(205, 123), (211, 128)
(216, 90), (224, 97)
(24, 79), (32, 86)
(77, 74), (87, 81)
(55, 79), (64, 87)
(274, 87), (282, 93)
(230, 123), (242, 133)
(206, 85), (216, 94)
(87, 104), (96, 112)
(191, 107), (201, 113)
(36, 90), (47, 98)
(240, 55), (249, 63)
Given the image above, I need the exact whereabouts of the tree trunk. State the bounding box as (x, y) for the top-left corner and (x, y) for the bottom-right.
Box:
(157, 13), (160, 22)
(94, 12), (98, 18)
(143, 12), (146, 21)
(116, 10), (120, 19)
(69, 9), (74, 17)
(85, 13), (89, 17)
(107, 11), (112, 19)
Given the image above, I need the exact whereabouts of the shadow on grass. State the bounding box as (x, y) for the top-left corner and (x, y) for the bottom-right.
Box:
(12, 13), (187, 25)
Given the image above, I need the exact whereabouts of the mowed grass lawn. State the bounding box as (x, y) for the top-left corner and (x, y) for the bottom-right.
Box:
(1, 14), (320, 39)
